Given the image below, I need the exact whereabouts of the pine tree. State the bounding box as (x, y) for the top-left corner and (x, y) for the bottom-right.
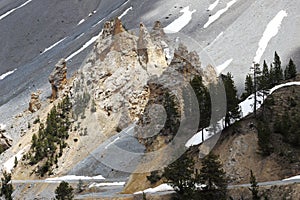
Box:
(284, 58), (297, 80)
(221, 73), (241, 127)
(257, 119), (271, 156)
(269, 63), (275, 86)
(190, 75), (211, 140)
(241, 74), (254, 100)
(273, 52), (283, 84)
(260, 60), (270, 90)
(249, 170), (260, 200)
(1, 172), (13, 200)
(163, 153), (195, 199)
(55, 181), (74, 200)
(196, 153), (228, 200)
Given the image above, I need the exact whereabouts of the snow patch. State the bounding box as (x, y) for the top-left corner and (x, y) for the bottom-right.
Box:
(66, 31), (102, 61)
(204, 0), (237, 28)
(0, 123), (6, 130)
(0, 69), (17, 80)
(46, 175), (105, 182)
(89, 182), (125, 188)
(186, 81), (300, 147)
(283, 175), (300, 181)
(253, 10), (287, 64)
(134, 184), (174, 194)
(3, 146), (30, 173)
(77, 19), (85, 25)
(186, 118), (225, 147)
(41, 38), (66, 54)
(118, 6), (133, 19)
(164, 6), (196, 33)
(215, 58), (233, 74)
(207, 0), (220, 11)
(105, 137), (120, 149)
(0, 0), (32, 20)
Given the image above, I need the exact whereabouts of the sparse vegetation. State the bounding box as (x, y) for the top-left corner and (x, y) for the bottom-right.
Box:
(1, 171), (13, 200)
(26, 96), (72, 176)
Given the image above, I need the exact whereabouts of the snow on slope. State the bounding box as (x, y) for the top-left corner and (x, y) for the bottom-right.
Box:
(45, 175), (105, 182)
(41, 38), (66, 54)
(3, 146), (30, 173)
(134, 183), (174, 194)
(207, 0), (220, 11)
(253, 10), (288, 64)
(186, 81), (300, 147)
(66, 31), (102, 61)
(215, 58), (233, 74)
(0, 69), (17, 81)
(204, 0), (238, 28)
(0, 0), (32, 20)
(118, 6), (133, 19)
(77, 19), (85, 25)
(89, 182), (125, 188)
(164, 6), (196, 33)
(283, 175), (300, 181)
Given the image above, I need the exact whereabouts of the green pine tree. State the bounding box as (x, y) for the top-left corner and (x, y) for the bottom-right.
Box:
(221, 73), (241, 127)
(241, 74), (254, 100)
(55, 181), (74, 200)
(190, 75), (211, 141)
(249, 170), (260, 200)
(260, 60), (270, 90)
(285, 58), (297, 80)
(196, 153), (228, 200)
(1, 171), (13, 200)
(257, 120), (271, 156)
(273, 52), (283, 84)
(163, 153), (195, 199)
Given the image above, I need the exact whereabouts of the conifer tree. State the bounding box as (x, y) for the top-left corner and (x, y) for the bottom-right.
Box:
(273, 52), (283, 84)
(241, 74), (254, 100)
(197, 153), (228, 200)
(260, 60), (270, 90)
(1, 172), (13, 200)
(221, 73), (241, 127)
(163, 153), (195, 199)
(284, 58), (297, 80)
(190, 75), (211, 140)
(249, 170), (260, 200)
(55, 181), (74, 200)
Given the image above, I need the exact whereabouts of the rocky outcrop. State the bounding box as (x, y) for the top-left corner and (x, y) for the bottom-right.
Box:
(28, 91), (41, 112)
(0, 126), (12, 153)
(48, 58), (67, 100)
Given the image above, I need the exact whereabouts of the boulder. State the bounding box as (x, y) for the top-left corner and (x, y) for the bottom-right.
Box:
(49, 58), (67, 100)
(28, 91), (41, 112)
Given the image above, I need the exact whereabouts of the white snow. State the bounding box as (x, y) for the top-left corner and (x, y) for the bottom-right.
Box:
(0, 123), (6, 130)
(89, 182), (125, 188)
(215, 58), (233, 74)
(118, 6), (133, 19)
(203, 0), (237, 28)
(186, 81), (300, 147)
(207, 0), (220, 11)
(210, 32), (223, 46)
(66, 31), (102, 61)
(134, 184), (174, 194)
(41, 38), (66, 54)
(186, 118), (225, 147)
(0, 0), (32, 20)
(0, 69), (17, 80)
(3, 146), (29, 173)
(45, 175), (105, 182)
(282, 175), (300, 181)
(253, 10), (287, 64)
(164, 6), (196, 34)
(77, 19), (85, 25)
(105, 137), (120, 149)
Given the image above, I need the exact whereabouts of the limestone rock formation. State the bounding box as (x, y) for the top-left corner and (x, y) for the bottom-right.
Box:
(49, 58), (67, 100)
(0, 126), (12, 153)
(28, 91), (41, 112)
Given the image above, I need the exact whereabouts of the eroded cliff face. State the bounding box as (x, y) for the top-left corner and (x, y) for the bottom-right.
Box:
(48, 58), (67, 100)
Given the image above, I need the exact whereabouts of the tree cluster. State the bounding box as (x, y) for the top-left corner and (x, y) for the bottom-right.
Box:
(0, 171), (13, 200)
(55, 181), (74, 200)
(26, 96), (72, 176)
(163, 153), (227, 200)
